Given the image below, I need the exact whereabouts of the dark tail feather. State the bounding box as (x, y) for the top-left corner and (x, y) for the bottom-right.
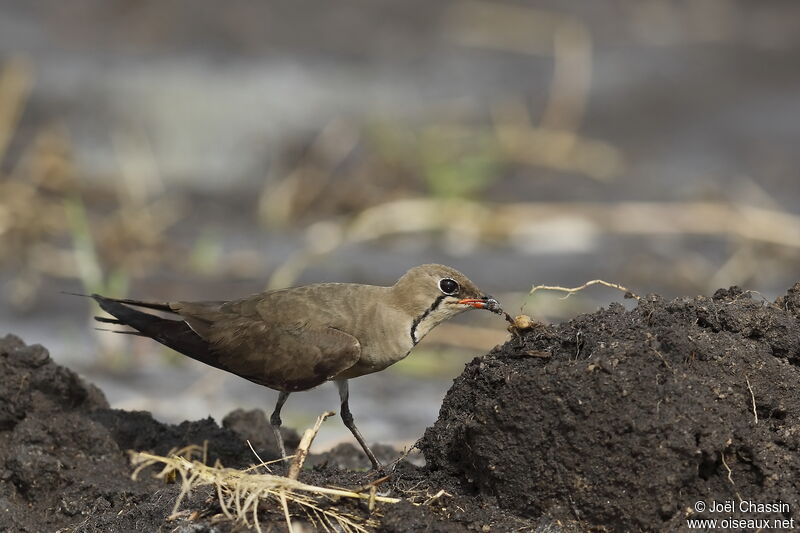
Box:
(65, 291), (174, 314)
(94, 316), (122, 324)
(94, 327), (147, 337)
(102, 296), (174, 313)
(91, 294), (225, 372)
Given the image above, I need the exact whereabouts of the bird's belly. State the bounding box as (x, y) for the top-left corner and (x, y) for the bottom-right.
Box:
(334, 347), (411, 380)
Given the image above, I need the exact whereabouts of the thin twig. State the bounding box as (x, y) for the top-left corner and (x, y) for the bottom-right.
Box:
(422, 489), (451, 506)
(720, 452), (743, 503)
(246, 439), (272, 474)
(388, 444), (417, 474)
(721, 452), (734, 485)
(354, 475), (391, 493)
(530, 279), (639, 300)
(745, 375), (758, 424)
(280, 490), (294, 533)
(288, 411), (335, 480)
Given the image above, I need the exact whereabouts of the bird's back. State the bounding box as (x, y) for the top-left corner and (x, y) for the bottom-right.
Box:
(172, 283), (409, 389)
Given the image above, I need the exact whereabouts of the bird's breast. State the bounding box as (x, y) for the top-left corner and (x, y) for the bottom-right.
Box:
(333, 311), (415, 379)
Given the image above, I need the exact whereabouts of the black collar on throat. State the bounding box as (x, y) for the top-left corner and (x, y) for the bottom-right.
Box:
(410, 294), (447, 345)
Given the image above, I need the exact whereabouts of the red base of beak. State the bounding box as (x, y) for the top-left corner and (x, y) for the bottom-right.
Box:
(457, 298), (488, 309)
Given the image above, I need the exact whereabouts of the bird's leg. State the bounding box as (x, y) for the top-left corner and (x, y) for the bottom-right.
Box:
(336, 380), (381, 470)
(269, 391), (290, 461)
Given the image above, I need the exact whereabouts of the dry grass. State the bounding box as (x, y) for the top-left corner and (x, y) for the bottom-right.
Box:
(129, 413), (402, 533)
(132, 450), (396, 532)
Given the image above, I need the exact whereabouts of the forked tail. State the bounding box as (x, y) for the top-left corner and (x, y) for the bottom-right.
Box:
(88, 294), (225, 372)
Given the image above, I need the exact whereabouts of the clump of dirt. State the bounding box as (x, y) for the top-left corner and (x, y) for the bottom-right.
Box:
(0, 334), (143, 532)
(0, 333), (298, 532)
(421, 284), (800, 531)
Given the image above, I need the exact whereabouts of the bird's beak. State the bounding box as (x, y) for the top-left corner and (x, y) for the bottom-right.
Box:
(457, 298), (485, 309)
(457, 296), (503, 314)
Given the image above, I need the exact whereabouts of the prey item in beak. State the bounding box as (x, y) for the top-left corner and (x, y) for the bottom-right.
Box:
(458, 297), (504, 314)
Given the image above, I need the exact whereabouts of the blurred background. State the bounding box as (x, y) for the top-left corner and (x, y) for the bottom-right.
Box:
(1, 0), (799, 451)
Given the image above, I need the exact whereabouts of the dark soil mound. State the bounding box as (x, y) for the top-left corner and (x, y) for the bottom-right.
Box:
(0, 334), (296, 532)
(421, 284), (800, 531)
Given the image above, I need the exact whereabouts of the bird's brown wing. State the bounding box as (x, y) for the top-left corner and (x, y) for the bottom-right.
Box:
(174, 298), (362, 392)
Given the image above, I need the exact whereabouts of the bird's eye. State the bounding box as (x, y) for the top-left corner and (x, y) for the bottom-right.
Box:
(439, 278), (459, 295)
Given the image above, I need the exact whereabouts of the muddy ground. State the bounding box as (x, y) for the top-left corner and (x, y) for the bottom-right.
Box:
(2, 283), (799, 532)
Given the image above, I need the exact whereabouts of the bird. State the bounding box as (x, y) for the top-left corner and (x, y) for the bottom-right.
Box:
(83, 264), (503, 469)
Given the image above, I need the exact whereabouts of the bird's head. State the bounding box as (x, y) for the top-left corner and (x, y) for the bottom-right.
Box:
(392, 264), (502, 335)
